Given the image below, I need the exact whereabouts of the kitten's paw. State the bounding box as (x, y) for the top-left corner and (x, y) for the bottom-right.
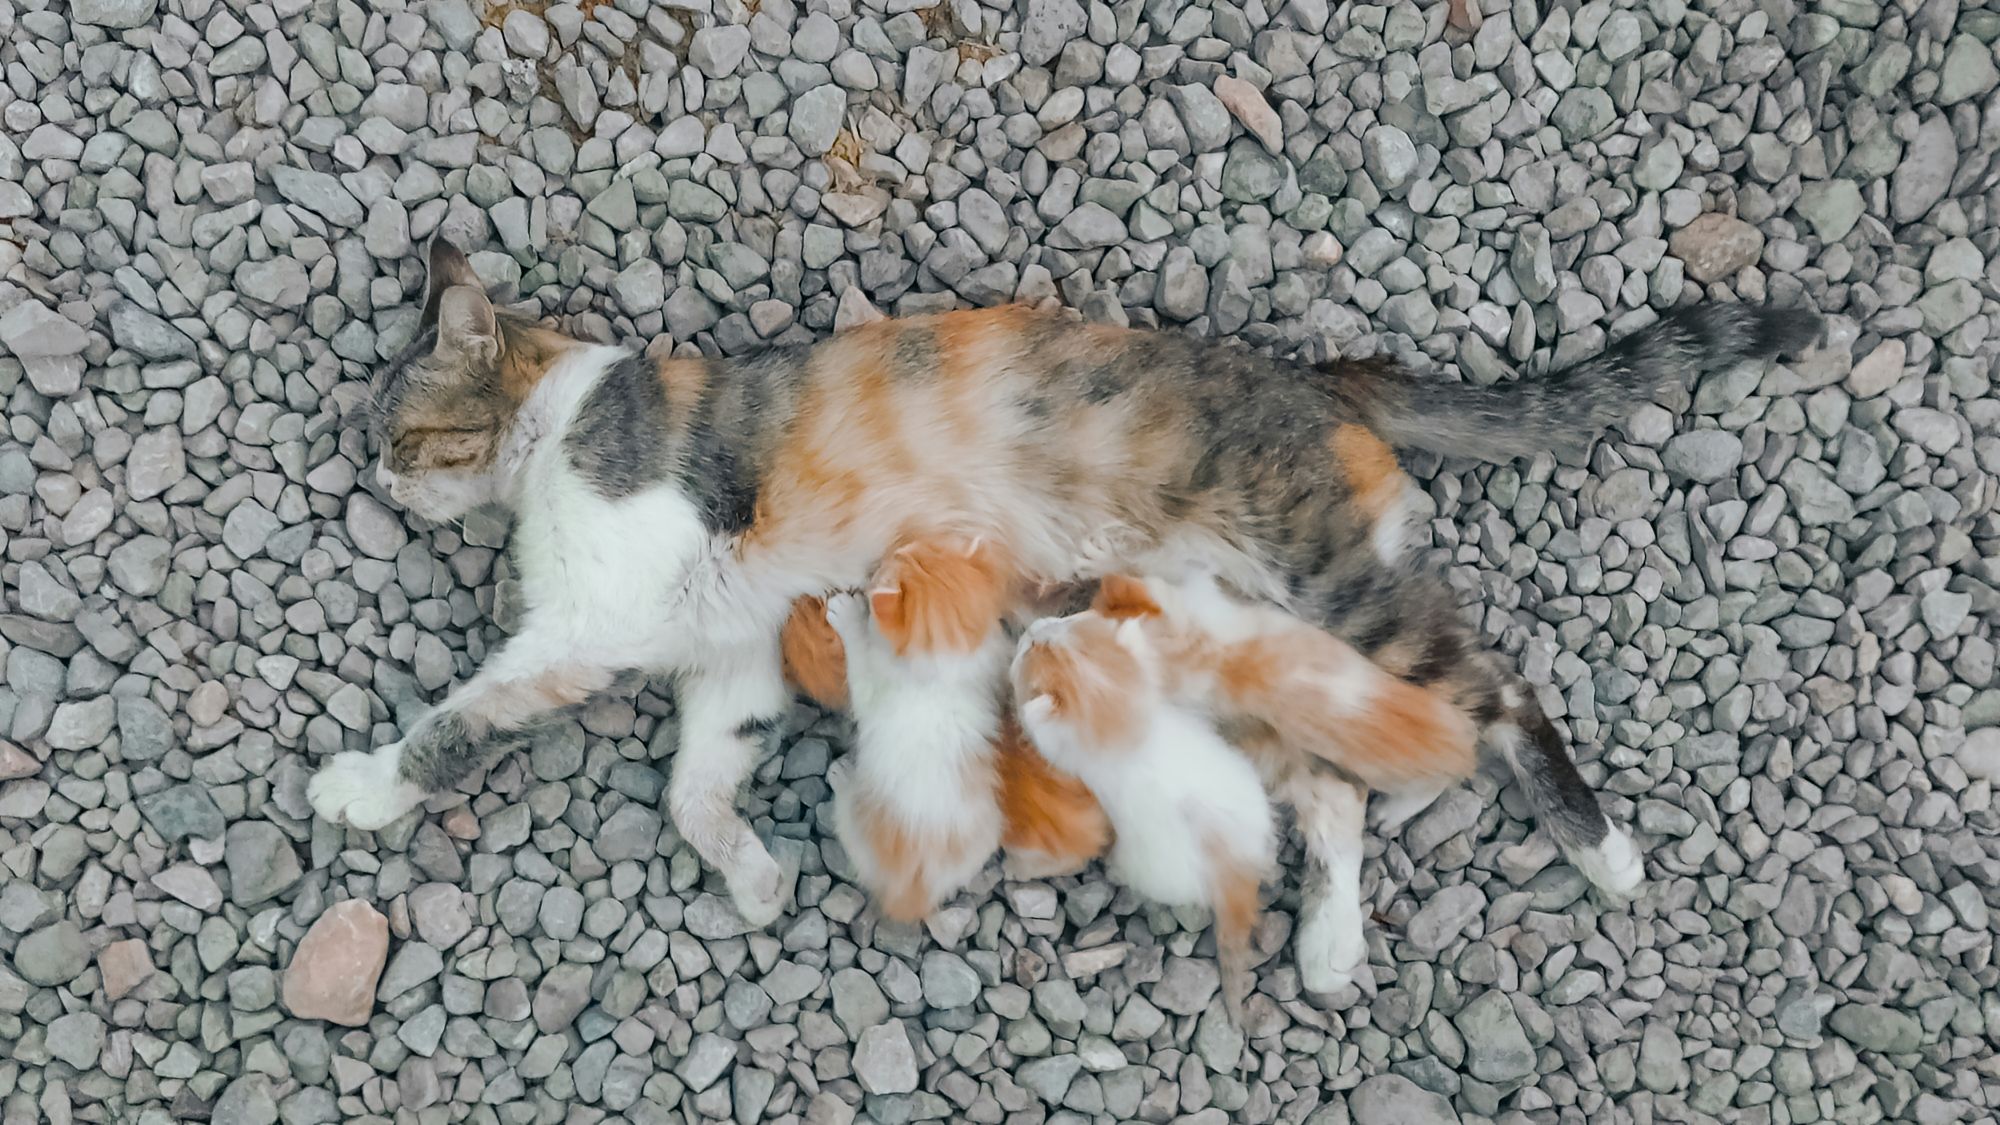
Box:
(726, 839), (789, 928)
(308, 745), (425, 830)
(1002, 848), (1090, 881)
(1296, 902), (1367, 995)
(1573, 826), (1645, 898)
(822, 591), (870, 646)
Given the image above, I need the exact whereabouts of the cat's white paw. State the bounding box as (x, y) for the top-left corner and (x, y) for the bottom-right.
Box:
(725, 836), (789, 928)
(1573, 826), (1645, 897)
(308, 745), (424, 830)
(1296, 900), (1367, 995)
(1371, 785), (1445, 836)
(822, 591), (869, 646)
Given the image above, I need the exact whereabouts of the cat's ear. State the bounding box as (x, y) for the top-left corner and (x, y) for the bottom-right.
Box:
(435, 286), (501, 364)
(1093, 574), (1160, 619)
(1020, 693), (1058, 727)
(421, 236), (482, 327)
(1114, 618), (1149, 649)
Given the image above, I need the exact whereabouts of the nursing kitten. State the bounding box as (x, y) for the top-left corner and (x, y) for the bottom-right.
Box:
(1094, 571), (1644, 984)
(1011, 610), (1277, 1018)
(783, 565), (1110, 912)
(312, 236), (1816, 930)
(820, 580), (1009, 923)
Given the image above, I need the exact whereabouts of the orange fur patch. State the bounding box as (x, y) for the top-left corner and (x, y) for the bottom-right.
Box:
(1016, 620), (1148, 752)
(1213, 632), (1477, 791)
(869, 536), (1014, 656)
(780, 596), (849, 709)
(1331, 423), (1405, 522)
(994, 715), (1112, 865)
(496, 320), (577, 403)
(1091, 574), (1161, 619)
(1336, 677), (1481, 788)
(850, 789), (994, 923)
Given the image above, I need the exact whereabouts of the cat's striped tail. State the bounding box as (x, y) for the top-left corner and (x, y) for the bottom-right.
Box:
(1343, 304), (1823, 462)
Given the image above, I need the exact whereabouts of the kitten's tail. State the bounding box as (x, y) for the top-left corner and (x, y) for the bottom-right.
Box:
(1336, 304), (1823, 462)
(1207, 844), (1264, 1029)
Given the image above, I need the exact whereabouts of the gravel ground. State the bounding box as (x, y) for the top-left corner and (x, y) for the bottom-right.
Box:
(1, 0), (1997, 1123)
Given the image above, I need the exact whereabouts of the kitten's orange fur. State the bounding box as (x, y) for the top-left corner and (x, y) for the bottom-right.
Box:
(1090, 576), (1480, 793)
(781, 595), (848, 709)
(842, 781), (1002, 922)
(779, 593), (1112, 889)
(994, 715), (1113, 871)
(869, 537), (1015, 656)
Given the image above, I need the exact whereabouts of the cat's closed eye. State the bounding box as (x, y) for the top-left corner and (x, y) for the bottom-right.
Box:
(393, 428), (491, 470)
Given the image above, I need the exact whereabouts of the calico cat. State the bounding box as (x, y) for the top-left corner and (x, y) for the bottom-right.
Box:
(1012, 606), (1277, 1019)
(309, 236), (1818, 934)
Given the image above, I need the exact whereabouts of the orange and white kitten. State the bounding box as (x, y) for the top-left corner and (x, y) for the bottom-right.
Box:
(1091, 571), (1642, 987)
(817, 539), (1013, 921)
(780, 586), (1111, 900)
(1011, 610), (1276, 1016)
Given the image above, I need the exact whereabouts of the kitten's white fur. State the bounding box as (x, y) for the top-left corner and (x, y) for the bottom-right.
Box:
(1015, 617), (1276, 916)
(822, 592), (1006, 911)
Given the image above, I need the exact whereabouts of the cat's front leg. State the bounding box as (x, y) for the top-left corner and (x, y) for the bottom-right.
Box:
(668, 649), (793, 927)
(308, 625), (615, 830)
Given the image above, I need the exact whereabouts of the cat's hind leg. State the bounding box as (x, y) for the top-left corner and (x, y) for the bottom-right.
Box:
(1490, 701), (1644, 897)
(1279, 765), (1369, 995)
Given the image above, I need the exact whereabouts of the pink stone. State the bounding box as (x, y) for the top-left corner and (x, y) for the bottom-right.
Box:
(1448, 0), (1483, 33)
(282, 899), (388, 1027)
(0, 741), (38, 780)
(1212, 75), (1282, 154)
(99, 939), (154, 1001)
(1668, 213), (1766, 284)
(441, 806), (480, 840)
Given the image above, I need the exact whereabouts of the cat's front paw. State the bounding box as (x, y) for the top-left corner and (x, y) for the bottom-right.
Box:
(725, 836), (790, 928)
(308, 744), (425, 830)
(1296, 899), (1367, 995)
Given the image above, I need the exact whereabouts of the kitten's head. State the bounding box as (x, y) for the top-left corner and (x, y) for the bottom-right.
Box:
(1011, 609), (1154, 752)
(370, 238), (576, 521)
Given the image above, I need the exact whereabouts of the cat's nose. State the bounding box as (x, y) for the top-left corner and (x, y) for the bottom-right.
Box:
(376, 462), (397, 491)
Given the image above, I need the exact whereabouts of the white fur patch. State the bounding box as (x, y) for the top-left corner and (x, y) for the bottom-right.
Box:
(307, 743), (425, 831)
(826, 592), (1007, 911)
(1573, 825), (1645, 897)
(1370, 481), (1424, 564)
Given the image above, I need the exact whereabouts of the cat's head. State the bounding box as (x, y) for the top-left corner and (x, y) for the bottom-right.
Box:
(1011, 607), (1153, 752)
(369, 238), (577, 521)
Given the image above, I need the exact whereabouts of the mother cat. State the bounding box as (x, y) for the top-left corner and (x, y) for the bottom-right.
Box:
(311, 238), (1816, 941)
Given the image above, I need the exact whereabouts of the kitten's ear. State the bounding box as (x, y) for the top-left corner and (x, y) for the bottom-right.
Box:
(1020, 693), (1058, 727)
(867, 586), (904, 645)
(1115, 618), (1148, 647)
(1093, 574), (1160, 619)
(436, 286), (501, 364)
(421, 236), (482, 327)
